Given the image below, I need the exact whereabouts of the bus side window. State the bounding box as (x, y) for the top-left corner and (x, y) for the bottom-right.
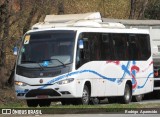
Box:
(83, 38), (90, 61)
(112, 34), (127, 60)
(138, 34), (151, 60)
(101, 34), (111, 60)
(76, 36), (89, 69)
(76, 39), (84, 69)
(128, 35), (139, 60)
(90, 35), (101, 60)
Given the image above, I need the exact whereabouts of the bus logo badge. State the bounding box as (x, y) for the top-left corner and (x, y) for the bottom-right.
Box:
(40, 73), (43, 76)
(42, 61), (49, 67)
(39, 79), (43, 83)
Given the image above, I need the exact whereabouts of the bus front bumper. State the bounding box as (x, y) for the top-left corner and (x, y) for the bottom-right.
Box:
(15, 81), (78, 100)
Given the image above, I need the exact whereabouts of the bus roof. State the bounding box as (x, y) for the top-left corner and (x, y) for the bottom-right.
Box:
(28, 12), (149, 35)
(27, 26), (149, 35)
(32, 12), (126, 30)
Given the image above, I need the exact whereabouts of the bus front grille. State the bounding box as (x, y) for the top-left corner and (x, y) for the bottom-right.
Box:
(25, 89), (61, 97)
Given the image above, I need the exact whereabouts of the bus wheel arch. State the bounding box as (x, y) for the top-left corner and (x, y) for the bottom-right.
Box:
(78, 81), (91, 105)
(84, 81), (99, 105)
(84, 81), (91, 96)
(121, 80), (132, 104)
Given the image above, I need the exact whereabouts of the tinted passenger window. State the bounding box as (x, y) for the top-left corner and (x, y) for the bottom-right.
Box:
(76, 32), (151, 68)
(137, 34), (151, 60)
(112, 34), (128, 60)
(128, 35), (139, 60)
(101, 34), (112, 60)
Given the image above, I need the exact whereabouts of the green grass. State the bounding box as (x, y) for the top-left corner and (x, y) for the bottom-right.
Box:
(0, 102), (26, 108)
(1, 102), (160, 108)
(49, 104), (139, 108)
(50, 103), (160, 108)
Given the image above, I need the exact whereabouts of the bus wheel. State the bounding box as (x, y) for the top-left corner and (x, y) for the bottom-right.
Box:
(90, 97), (100, 105)
(133, 94), (143, 102)
(26, 99), (38, 107)
(79, 85), (90, 105)
(39, 99), (51, 107)
(121, 84), (132, 104)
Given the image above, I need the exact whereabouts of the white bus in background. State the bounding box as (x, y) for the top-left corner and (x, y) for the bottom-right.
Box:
(14, 12), (154, 107)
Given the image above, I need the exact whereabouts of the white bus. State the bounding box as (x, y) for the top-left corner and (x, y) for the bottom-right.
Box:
(14, 13), (154, 107)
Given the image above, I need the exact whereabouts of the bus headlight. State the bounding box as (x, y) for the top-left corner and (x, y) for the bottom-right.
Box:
(56, 78), (74, 85)
(15, 81), (28, 86)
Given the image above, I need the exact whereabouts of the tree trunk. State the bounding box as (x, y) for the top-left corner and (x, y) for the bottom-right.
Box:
(129, 0), (137, 19)
(58, 0), (64, 15)
(35, 13), (42, 23)
(23, 7), (37, 34)
(138, 0), (149, 19)
(0, 0), (10, 66)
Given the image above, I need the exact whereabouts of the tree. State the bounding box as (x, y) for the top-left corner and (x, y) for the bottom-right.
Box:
(22, 5), (38, 34)
(0, 0), (10, 66)
(58, 0), (64, 15)
(144, 0), (160, 19)
(129, 0), (137, 19)
(129, 0), (149, 19)
(137, 0), (148, 19)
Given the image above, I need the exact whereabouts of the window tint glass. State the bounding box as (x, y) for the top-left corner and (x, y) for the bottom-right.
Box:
(137, 34), (151, 60)
(101, 34), (112, 60)
(128, 35), (139, 60)
(112, 34), (128, 60)
(76, 32), (151, 66)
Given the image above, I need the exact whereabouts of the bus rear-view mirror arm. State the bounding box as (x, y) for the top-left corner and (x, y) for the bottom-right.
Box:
(13, 37), (22, 56)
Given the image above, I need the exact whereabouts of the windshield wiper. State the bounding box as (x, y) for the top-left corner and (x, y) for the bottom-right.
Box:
(42, 58), (66, 67)
(21, 60), (44, 70)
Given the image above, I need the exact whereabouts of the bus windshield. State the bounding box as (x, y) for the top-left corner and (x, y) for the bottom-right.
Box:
(18, 30), (76, 68)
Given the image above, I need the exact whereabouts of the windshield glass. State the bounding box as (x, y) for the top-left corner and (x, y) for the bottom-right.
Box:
(18, 30), (76, 68)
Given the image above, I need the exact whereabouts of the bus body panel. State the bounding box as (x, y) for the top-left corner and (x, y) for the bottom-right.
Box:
(14, 27), (153, 102)
(15, 59), (153, 99)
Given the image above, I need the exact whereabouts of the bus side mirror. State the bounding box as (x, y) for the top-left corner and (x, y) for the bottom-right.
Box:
(78, 39), (84, 49)
(13, 46), (18, 55)
(13, 37), (22, 55)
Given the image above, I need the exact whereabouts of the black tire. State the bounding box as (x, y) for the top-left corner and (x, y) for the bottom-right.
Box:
(90, 97), (100, 105)
(39, 99), (51, 107)
(78, 85), (90, 105)
(61, 100), (67, 105)
(26, 99), (38, 107)
(154, 91), (160, 99)
(132, 94), (143, 102)
(61, 99), (72, 105)
(121, 84), (132, 104)
(108, 97), (118, 104)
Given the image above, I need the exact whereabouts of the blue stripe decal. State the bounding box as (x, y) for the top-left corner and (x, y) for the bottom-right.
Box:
(117, 61), (130, 84)
(39, 69), (117, 89)
(38, 61), (153, 90)
(137, 72), (153, 89)
(80, 70), (116, 82)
